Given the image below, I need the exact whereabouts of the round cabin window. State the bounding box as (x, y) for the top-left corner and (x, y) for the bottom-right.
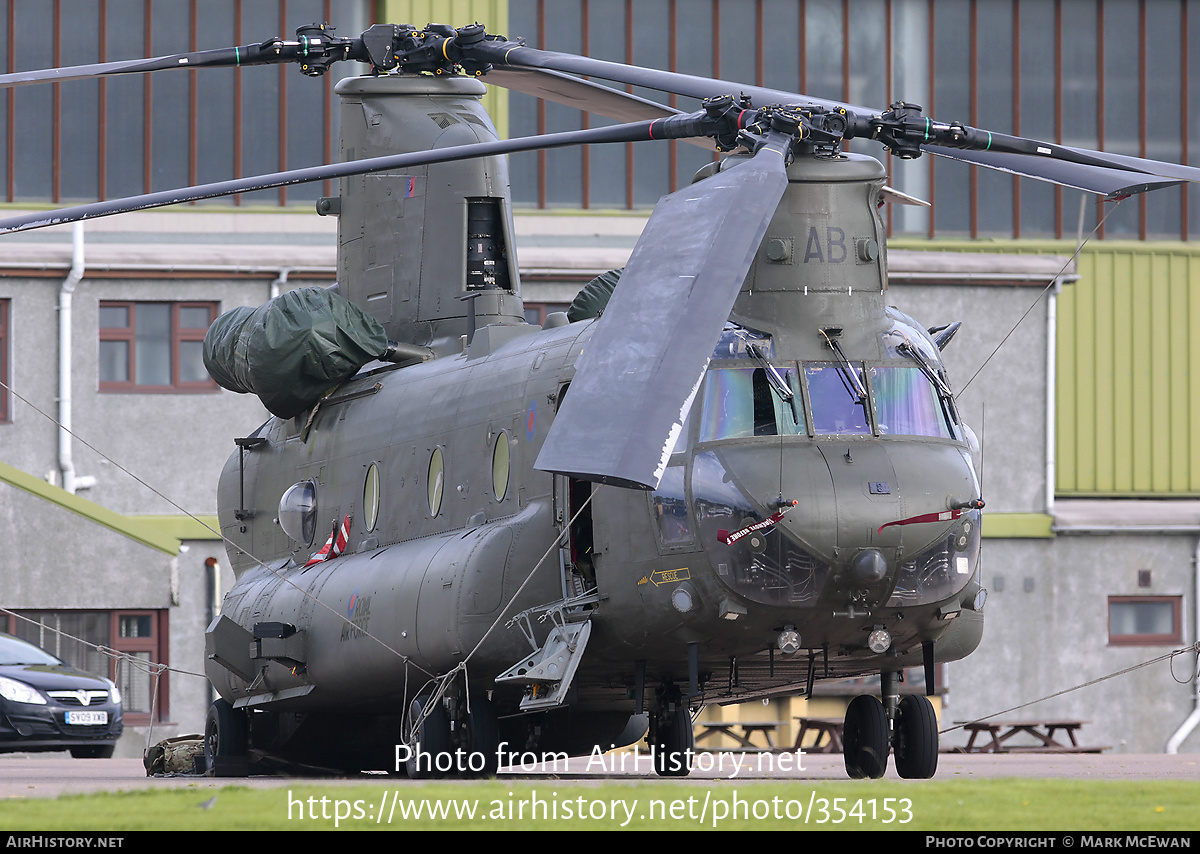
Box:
(363, 463), (380, 532)
(492, 431), (510, 502)
(427, 447), (445, 517)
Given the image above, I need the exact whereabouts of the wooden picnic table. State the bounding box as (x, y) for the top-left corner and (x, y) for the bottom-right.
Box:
(956, 719), (1106, 753)
(695, 720), (781, 750)
(792, 716), (844, 753)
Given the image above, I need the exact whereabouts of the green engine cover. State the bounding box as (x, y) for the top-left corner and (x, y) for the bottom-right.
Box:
(203, 287), (388, 419)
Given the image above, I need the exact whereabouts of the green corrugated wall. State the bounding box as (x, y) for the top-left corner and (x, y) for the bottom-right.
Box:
(1056, 243), (1200, 496)
(893, 237), (1200, 498)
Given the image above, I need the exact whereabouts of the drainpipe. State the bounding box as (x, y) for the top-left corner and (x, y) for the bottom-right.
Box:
(1165, 535), (1200, 753)
(204, 556), (221, 710)
(58, 223), (95, 494)
(1045, 278), (1061, 516)
(270, 268), (290, 299)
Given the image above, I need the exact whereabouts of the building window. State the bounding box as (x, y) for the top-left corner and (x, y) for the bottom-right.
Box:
(1108, 597), (1182, 646)
(99, 301), (217, 392)
(2, 1), (369, 208)
(5, 610), (169, 724)
(0, 299), (8, 422)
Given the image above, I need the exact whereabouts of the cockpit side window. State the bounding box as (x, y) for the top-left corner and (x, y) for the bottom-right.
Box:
(871, 366), (954, 438)
(651, 465), (693, 545)
(805, 362), (871, 434)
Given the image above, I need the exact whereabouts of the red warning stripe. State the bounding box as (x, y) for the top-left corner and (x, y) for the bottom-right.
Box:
(305, 515), (351, 568)
(877, 508), (962, 535)
(718, 501), (798, 545)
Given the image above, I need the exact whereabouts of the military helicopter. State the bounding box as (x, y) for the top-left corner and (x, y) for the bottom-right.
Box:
(2, 21), (1196, 781)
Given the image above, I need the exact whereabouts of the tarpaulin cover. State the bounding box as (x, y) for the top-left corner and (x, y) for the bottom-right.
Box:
(203, 287), (388, 418)
(566, 267), (623, 322)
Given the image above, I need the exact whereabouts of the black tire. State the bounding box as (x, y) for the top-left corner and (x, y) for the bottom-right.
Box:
(204, 698), (249, 777)
(893, 694), (939, 779)
(843, 694), (889, 779)
(69, 744), (115, 759)
(405, 695), (451, 779)
(652, 702), (695, 777)
(463, 694), (500, 777)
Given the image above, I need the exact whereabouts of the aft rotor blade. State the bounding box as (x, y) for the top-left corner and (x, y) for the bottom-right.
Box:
(0, 42), (328, 89)
(472, 39), (858, 113)
(0, 118), (715, 234)
(484, 66), (725, 152)
(534, 137), (791, 490)
(486, 66), (681, 124)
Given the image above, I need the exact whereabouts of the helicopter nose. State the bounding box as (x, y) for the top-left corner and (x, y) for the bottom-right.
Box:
(703, 439), (978, 566)
(692, 444), (981, 610)
(816, 440), (979, 558)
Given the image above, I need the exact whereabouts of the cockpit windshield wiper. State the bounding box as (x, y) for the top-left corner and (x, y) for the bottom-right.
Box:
(746, 342), (793, 402)
(897, 340), (952, 398)
(819, 328), (867, 404)
(746, 341), (801, 425)
(897, 338), (962, 430)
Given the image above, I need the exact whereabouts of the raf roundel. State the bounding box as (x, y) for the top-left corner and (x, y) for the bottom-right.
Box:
(525, 400), (537, 442)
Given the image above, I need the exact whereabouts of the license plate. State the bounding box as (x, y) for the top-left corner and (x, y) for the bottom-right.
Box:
(65, 711), (107, 725)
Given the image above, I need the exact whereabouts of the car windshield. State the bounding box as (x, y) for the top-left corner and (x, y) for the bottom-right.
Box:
(0, 634), (61, 666)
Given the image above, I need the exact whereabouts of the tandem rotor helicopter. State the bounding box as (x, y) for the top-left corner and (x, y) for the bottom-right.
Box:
(2, 20), (1197, 781)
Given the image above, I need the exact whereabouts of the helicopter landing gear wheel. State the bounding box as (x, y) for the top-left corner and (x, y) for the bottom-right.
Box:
(843, 694), (889, 779)
(652, 698), (695, 777)
(462, 694), (500, 778)
(204, 698), (249, 777)
(893, 694), (939, 779)
(405, 695), (451, 779)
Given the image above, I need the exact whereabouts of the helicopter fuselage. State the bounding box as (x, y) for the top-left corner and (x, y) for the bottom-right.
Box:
(206, 151), (985, 765)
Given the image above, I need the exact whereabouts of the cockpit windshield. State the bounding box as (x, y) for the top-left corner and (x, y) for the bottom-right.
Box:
(699, 367), (804, 441)
(695, 317), (960, 442)
(805, 362), (871, 434)
(871, 365), (954, 438)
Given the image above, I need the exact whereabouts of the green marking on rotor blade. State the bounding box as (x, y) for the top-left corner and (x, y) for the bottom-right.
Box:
(986, 131), (992, 150)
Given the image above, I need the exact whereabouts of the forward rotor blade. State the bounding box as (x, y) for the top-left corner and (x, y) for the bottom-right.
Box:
(534, 138), (791, 490)
(0, 118), (714, 234)
(471, 39), (1197, 195)
(925, 145), (1183, 198)
(1057, 144), (1200, 186)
